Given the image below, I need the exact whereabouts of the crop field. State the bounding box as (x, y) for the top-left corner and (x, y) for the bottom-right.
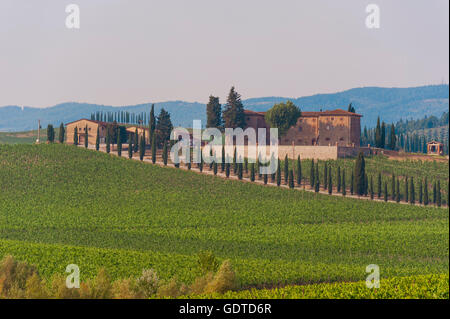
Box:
(0, 144), (448, 294)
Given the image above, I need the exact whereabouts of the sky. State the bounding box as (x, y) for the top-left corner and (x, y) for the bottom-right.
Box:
(0, 0), (448, 107)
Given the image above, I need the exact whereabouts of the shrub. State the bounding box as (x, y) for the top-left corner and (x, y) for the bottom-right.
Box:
(197, 251), (220, 276)
(135, 268), (159, 298)
(204, 260), (237, 294)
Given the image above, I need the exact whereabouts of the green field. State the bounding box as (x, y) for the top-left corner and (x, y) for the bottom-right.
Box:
(0, 144), (448, 294)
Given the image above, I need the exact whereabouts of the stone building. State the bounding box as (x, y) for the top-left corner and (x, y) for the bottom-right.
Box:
(244, 108), (362, 147)
(427, 140), (444, 156)
(66, 119), (108, 145)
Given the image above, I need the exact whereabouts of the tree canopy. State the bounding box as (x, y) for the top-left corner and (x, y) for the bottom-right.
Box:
(264, 101), (301, 137)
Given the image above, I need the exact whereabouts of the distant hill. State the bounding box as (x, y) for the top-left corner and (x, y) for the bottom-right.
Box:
(0, 85), (448, 132)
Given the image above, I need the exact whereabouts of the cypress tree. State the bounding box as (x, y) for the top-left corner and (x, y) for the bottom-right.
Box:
(47, 124), (55, 143)
(128, 134), (133, 159)
(213, 161), (218, 175)
(381, 121), (386, 149)
(423, 178), (429, 206)
(199, 150), (204, 172)
(314, 178), (319, 192)
(432, 181), (437, 205)
(244, 158), (248, 174)
(384, 182), (388, 202)
(323, 162), (328, 190)
(263, 171), (268, 185)
(209, 149), (214, 170)
(74, 127), (79, 146)
(404, 177), (409, 202)
(288, 170), (294, 189)
(276, 159), (281, 187)
(139, 135), (145, 161)
(149, 104), (156, 143)
(436, 181), (441, 207)
(328, 167), (332, 194)
(59, 123), (65, 143)
(310, 160), (315, 188)
(238, 163), (243, 180)
(391, 174), (396, 201)
(342, 170), (346, 196)
(162, 141), (168, 165)
(250, 163), (255, 181)
(354, 152), (366, 196)
(410, 177), (415, 204)
(284, 155), (289, 184)
(95, 127), (100, 151)
(226, 163), (230, 178)
(257, 157), (261, 180)
(364, 173), (368, 196)
(134, 129), (139, 152)
(117, 130), (122, 156)
(396, 179), (400, 203)
(315, 162), (320, 190)
(151, 134), (156, 164)
(350, 171), (354, 195)
(337, 166), (341, 193)
(296, 155), (302, 186)
(369, 176), (374, 199)
(377, 173), (382, 198)
(418, 179), (423, 204)
(106, 130), (110, 153)
(375, 117), (382, 148)
(84, 125), (89, 148)
(233, 147), (237, 174)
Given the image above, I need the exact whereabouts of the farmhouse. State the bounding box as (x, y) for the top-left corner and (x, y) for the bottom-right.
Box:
(66, 119), (108, 145)
(244, 109), (362, 147)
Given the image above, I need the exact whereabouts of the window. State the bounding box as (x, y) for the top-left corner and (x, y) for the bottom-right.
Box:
(325, 137), (330, 141)
(339, 137), (344, 141)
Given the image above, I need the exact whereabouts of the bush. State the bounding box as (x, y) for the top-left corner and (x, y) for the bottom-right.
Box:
(204, 260), (237, 294)
(197, 251), (220, 276)
(135, 268), (159, 298)
(0, 255), (38, 298)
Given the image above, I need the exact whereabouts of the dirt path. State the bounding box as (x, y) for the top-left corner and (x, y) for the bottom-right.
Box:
(85, 144), (448, 208)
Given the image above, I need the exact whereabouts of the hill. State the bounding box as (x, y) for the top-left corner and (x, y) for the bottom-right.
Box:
(0, 84), (448, 132)
(0, 144), (448, 288)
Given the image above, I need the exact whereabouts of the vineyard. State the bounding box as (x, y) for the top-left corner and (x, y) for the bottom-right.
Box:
(0, 144), (448, 297)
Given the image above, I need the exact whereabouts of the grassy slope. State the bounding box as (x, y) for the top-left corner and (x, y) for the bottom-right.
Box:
(0, 144), (448, 287)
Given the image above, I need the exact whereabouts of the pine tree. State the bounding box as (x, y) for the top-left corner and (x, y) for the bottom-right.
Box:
(117, 129), (122, 156)
(128, 134), (133, 159)
(84, 125), (89, 148)
(377, 173), (382, 198)
(151, 134), (156, 163)
(436, 181), (441, 207)
(58, 123), (65, 143)
(342, 170), (346, 196)
(296, 155), (302, 186)
(162, 141), (168, 165)
(95, 127), (100, 151)
(354, 152), (366, 196)
(310, 160), (315, 188)
(139, 135), (145, 161)
(384, 182), (388, 202)
(284, 155), (289, 184)
(74, 127), (79, 146)
(155, 108), (173, 147)
(222, 86), (246, 129)
(423, 178), (429, 206)
(206, 96), (222, 128)
(337, 166), (341, 193)
(396, 179), (400, 203)
(410, 177), (415, 204)
(276, 159), (281, 186)
(288, 170), (294, 189)
(250, 163), (255, 181)
(328, 167), (332, 194)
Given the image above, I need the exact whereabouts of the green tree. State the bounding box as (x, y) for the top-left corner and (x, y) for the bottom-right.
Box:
(162, 141), (168, 165)
(337, 166), (341, 193)
(323, 162), (328, 190)
(391, 174), (396, 201)
(156, 108), (173, 147)
(264, 101), (301, 137)
(95, 127), (100, 151)
(238, 163), (243, 180)
(353, 152), (366, 196)
(151, 134), (156, 164)
(106, 130), (110, 153)
(84, 125), (89, 148)
(233, 148), (237, 175)
(369, 176), (374, 199)
(350, 171), (354, 195)
(342, 170), (346, 196)
(221, 146), (225, 172)
(206, 96), (222, 128)
(47, 124), (55, 143)
(328, 167), (332, 194)
(384, 182), (388, 202)
(436, 181), (441, 207)
(375, 117), (382, 148)
(58, 123), (65, 143)
(139, 135), (145, 161)
(149, 104), (156, 143)
(310, 160), (315, 188)
(388, 124), (396, 150)
(410, 177), (415, 204)
(134, 129), (139, 153)
(276, 159), (281, 186)
(377, 173), (382, 198)
(405, 177), (409, 202)
(396, 179), (400, 203)
(296, 155), (302, 186)
(73, 127), (78, 146)
(284, 155), (289, 184)
(288, 170), (294, 189)
(222, 86), (246, 129)
(381, 121), (386, 149)
(347, 103), (356, 113)
(128, 134), (133, 159)
(213, 161), (218, 175)
(117, 129), (122, 156)
(423, 178), (429, 206)
(226, 163), (230, 178)
(418, 179), (423, 204)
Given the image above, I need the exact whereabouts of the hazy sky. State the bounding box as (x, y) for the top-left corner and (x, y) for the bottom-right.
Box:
(0, 0), (448, 107)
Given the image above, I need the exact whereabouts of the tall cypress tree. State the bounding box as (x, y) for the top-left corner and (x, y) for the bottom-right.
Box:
(128, 134), (133, 159)
(396, 179), (400, 203)
(381, 121), (386, 149)
(323, 162), (328, 190)
(213, 161), (218, 175)
(410, 177), (415, 204)
(350, 171), (354, 195)
(276, 159), (281, 187)
(342, 170), (346, 196)
(423, 178), (429, 206)
(369, 176), (374, 199)
(74, 127), (79, 146)
(296, 155), (302, 186)
(328, 167), (332, 194)
(106, 130), (110, 153)
(389, 124), (396, 150)
(117, 129), (122, 156)
(284, 155), (289, 184)
(162, 141), (168, 165)
(288, 170), (294, 189)
(263, 170), (268, 185)
(418, 179), (423, 204)
(433, 181), (437, 205)
(149, 104), (156, 143)
(226, 162), (230, 178)
(84, 125), (89, 148)
(315, 162), (320, 190)
(151, 134), (156, 164)
(310, 160), (315, 188)
(337, 166), (341, 193)
(59, 123), (65, 144)
(436, 181), (441, 207)
(134, 128), (139, 153)
(391, 174), (396, 201)
(404, 177), (409, 202)
(238, 163), (243, 180)
(250, 163), (255, 181)
(377, 173), (382, 198)
(139, 135), (145, 161)
(354, 152), (366, 196)
(221, 146), (225, 172)
(95, 127), (100, 151)
(244, 158), (248, 174)
(375, 117), (382, 148)
(47, 124), (55, 143)
(233, 147), (237, 174)
(384, 182), (388, 202)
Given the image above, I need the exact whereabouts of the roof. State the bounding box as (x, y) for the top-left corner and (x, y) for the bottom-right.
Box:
(244, 108), (362, 117)
(65, 118), (109, 126)
(427, 140), (443, 145)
